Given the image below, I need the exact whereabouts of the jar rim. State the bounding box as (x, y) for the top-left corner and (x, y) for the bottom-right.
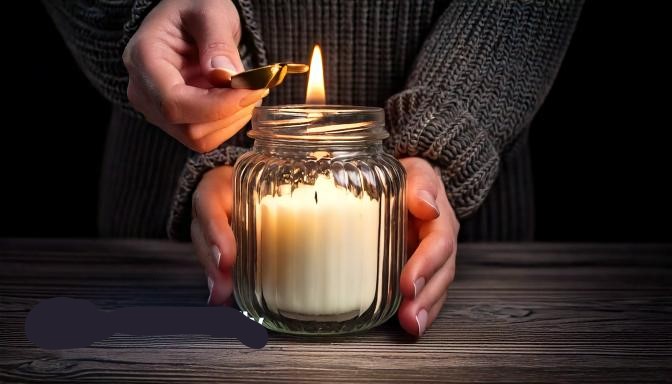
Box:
(249, 104), (388, 142)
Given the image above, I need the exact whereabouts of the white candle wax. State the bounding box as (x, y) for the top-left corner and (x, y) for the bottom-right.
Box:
(256, 175), (380, 318)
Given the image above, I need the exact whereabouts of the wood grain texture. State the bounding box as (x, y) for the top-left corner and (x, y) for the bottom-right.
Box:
(1, 239), (671, 383)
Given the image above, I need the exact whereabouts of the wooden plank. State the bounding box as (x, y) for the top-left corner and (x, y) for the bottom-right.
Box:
(1, 240), (671, 383)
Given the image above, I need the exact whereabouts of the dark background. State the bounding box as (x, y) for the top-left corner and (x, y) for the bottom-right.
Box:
(1, 2), (669, 241)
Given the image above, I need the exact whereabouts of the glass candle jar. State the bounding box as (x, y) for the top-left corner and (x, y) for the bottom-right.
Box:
(232, 105), (406, 335)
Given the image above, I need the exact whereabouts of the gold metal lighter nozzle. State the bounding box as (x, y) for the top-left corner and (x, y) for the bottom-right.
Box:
(209, 63), (309, 90)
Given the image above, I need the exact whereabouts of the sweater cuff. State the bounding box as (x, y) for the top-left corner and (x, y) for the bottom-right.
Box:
(120, 0), (159, 48)
(167, 146), (250, 241)
(385, 86), (499, 218)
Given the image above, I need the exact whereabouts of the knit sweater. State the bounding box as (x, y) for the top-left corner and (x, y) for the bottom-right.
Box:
(43, 0), (583, 241)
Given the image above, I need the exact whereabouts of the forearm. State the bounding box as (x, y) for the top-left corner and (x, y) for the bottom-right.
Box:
(385, 0), (583, 217)
(42, 0), (158, 107)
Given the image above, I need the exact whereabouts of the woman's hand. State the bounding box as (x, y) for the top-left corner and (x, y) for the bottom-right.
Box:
(398, 157), (459, 337)
(123, 0), (267, 153)
(192, 157), (460, 334)
(191, 166), (236, 305)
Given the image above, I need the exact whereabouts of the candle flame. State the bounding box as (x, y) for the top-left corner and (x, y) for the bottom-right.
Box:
(306, 44), (326, 104)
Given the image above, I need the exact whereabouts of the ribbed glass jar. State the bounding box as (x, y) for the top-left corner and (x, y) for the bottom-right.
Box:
(232, 105), (406, 335)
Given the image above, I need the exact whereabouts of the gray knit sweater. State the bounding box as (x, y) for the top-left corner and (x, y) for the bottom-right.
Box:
(43, 0), (583, 241)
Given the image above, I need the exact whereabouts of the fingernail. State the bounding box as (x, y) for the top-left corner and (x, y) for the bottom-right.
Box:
(211, 245), (221, 268)
(206, 276), (214, 304)
(416, 309), (428, 336)
(413, 277), (426, 299)
(211, 56), (236, 74)
(239, 89), (269, 107)
(418, 190), (440, 218)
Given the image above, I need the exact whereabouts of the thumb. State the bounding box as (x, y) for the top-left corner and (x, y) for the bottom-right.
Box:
(184, 2), (244, 84)
(401, 157), (441, 221)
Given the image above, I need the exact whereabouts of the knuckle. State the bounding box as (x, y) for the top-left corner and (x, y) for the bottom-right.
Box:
(181, 127), (211, 153)
(446, 264), (456, 285)
(445, 236), (457, 255)
(123, 36), (149, 70)
(122, 37), (138, 68)
(122, 45), (132, 68)
(434, 235), (455, 256)
(182, 124), (203, 142)
(203, 41), (237, 57)
(187, 138), (212, 154)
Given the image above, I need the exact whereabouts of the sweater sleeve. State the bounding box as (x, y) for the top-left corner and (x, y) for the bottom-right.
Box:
(41, 0), (158, 109)
(43, 0), (260, 241)
(385, 0), (583, 218)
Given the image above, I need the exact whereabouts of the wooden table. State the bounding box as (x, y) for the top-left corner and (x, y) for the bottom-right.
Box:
(1, 239), (670, 383)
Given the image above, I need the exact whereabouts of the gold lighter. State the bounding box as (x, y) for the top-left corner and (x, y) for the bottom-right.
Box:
(209, 63), (309, 89)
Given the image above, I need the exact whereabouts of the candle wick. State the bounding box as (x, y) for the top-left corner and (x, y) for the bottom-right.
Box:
(314, 191), (318, 204)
